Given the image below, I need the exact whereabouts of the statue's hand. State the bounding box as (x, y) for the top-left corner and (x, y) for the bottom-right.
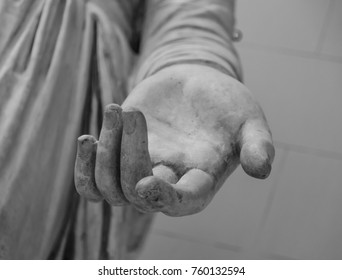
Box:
(75, 64), (275, 216)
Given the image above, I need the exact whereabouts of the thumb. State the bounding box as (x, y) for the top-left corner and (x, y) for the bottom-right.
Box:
(239, 118), (275, 179)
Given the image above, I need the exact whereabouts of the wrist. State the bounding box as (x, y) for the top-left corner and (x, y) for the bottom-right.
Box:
(134, 40), (241, 81)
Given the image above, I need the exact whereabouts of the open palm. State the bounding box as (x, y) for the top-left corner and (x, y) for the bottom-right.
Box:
(75, 64), (275, 216)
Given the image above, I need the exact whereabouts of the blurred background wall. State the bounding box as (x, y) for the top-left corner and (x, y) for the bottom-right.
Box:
(140, 0), (342, 259)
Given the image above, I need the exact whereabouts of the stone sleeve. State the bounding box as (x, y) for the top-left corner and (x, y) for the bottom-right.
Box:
(132, 0), (243, 86)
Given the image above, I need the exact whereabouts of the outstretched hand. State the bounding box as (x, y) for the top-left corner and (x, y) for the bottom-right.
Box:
(74, 64), (275, 216)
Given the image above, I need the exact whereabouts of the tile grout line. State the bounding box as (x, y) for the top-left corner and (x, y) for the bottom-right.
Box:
(274, 140), (342, 161)
(152, 228), (242, 254)
(236, 148), (290, 259)
(149, 226), (296, 259)
(150, 142), (340, 258)
(314, 0), (336, 54)
(252, 146), (290, 246)
(238, 40), (342, 65)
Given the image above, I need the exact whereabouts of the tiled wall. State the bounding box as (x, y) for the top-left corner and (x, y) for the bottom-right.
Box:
(140, 0), (342, 259)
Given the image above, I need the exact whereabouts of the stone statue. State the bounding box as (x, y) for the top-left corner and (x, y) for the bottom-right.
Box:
(0, 0), (274, 259)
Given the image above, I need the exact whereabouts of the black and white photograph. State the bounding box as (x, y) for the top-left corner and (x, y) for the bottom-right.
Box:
(0, 0), (341, 272)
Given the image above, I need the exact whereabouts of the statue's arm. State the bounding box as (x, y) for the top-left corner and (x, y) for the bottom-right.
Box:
(132, 0), (242, 85)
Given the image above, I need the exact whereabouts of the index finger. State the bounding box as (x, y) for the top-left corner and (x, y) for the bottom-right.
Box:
(136, 168), (216, 217)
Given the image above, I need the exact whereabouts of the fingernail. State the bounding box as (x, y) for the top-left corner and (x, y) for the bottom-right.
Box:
(241, 142), (272, 179)
(103, 104), (121, 130)
(78, 135), (96, 151)
(122, 111), (137, 135)
(136, 176), (163, 202)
